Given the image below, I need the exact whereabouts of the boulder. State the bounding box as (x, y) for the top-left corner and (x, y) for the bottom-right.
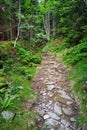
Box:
(1, 111), (15, 121)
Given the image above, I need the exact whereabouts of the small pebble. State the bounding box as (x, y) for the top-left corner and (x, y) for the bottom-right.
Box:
(44, 114), (50, 119)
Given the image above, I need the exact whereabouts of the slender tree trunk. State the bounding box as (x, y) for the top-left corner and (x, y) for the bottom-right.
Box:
(53, 18), (56, 37)
(44, 12), (50, 41)
(44, 0), (50, 41)
(47, 12), (50, 41)
(20, 28), (23, 40)
(10, 22), (12, 40)
(14, 0), (21, 47)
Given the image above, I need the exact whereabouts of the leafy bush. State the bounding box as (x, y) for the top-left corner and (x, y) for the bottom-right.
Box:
(16, 45), (42, 65)
(68, 60), (87, 128)
(15, 66), (36, 79)
(0, 93), (19, 110)
(0, 41), (41, 129)
(31, 53), (42, 64)
(63, 38), (87, 65)
(62, 38), (87, 129)
(0, 82), (24, 110)
(16, 46), (33, 64)
(42, 38), (63, 54)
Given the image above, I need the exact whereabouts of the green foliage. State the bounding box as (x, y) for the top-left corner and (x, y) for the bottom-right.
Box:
(31, 53), (42, 64)
(0, 84), (22, 110)
(42, 38), (63, 54)
(68, 60), (87, 128)
(62, 38), (87, 129)
(16, 45), (42, 65)
(0, 41), (41, 129)
(15, 66), (36, 79)
(63, 38), (87, 65)
(56, 0), (87, 46)
(0, 93), (18, 110)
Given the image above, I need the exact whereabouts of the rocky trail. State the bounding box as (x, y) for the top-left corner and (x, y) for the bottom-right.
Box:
(32, 52), (81, 130)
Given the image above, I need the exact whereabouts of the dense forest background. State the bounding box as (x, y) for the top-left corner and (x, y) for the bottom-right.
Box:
(0, 0), (87, 129)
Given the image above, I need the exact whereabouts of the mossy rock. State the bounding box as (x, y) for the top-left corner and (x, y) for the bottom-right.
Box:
(0, 77), (7, 88)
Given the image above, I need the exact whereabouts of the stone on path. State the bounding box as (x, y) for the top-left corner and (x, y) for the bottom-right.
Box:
(67, 101), (73, 105)
(54, 103), (62, 116)
(43, 93), (47, 96)
(45, 118), (59, 126)
(48, 91), (53, 97)
(1, 111), (15, 120)
(60, 124), (66, 130)
(70, 117), (76, 122)
(44, 114), (50, 119)
(47, 84), (55, 90)
(62, 107), (73, 116)
(58, 90), (72, 100)
(48, 111), (60, 120)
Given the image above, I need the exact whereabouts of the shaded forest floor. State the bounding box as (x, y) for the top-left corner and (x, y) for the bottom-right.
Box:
(31, 52), (82, 130)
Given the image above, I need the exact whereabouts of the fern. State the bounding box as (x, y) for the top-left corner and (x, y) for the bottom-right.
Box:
(63, 38), (87, 65)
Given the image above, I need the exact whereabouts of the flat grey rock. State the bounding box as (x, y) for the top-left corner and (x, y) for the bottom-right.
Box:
(61, 119), (67, 125)
(50, 128), (55, 130)
(65, 122), (70, 127)
(60, 124), (66, 130)
(58, 90), (72, 100)
(45, 118), (58, 126)
(54, 103), (62, 116)
(48, 112), (60, 120)
(70, 117), (76, 122)
(67, 101), (73, 105)
(47, 85), (55, 90)
(43, 93), (47, 96)
(1, 111), (15, 120)
(65, 127), (70, 130)
(62, 107), (73, 116)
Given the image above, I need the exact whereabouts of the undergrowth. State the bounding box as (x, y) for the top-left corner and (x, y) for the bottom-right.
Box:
(62, 38), (87, 129)
(0, 41), (42, 130)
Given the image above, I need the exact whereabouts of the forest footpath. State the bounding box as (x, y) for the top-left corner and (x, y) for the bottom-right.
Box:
(31, 52), (82, 130)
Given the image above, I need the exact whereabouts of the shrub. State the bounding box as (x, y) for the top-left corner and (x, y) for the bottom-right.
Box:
(31, 53), (42, 64)
(63, 38), (87, 65)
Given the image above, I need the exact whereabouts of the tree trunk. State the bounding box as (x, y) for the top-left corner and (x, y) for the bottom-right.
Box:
(10, 22), (12, 40)
(14, 0), (21, 47)
(53, 18), (56, 37)
(44, 12), (50, 41)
